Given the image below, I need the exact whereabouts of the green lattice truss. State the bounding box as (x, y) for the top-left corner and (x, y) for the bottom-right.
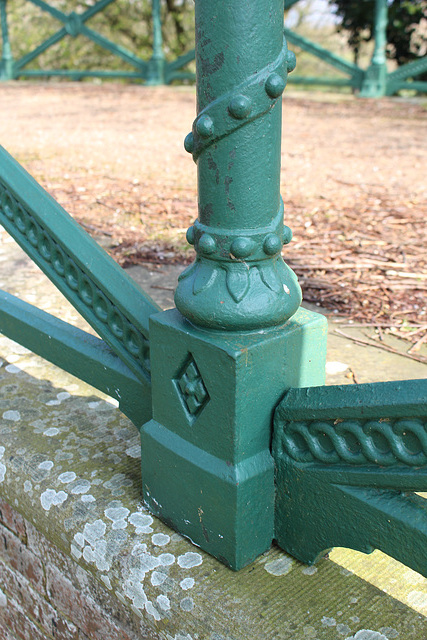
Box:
(1, 0), (426, 94)
(1, 0), (426, 95)
(0, 0), (195, 84)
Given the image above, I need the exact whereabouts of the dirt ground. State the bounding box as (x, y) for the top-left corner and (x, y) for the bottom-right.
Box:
(0, 83), (426, 356)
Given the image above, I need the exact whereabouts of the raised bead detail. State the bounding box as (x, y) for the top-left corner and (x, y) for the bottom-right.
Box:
(196, 115), (214, 138)
(186, 226), (195, 245)
(265, 73), (286, 98)
(229, 95), (252, 120)
(230, 237), (254, 259)
(286, 50), (297, 74)
(198, 233), (216, 255)
(283, 226), (293, 245)
(184, 132), (194, 153)
(263, 234), (282, 256)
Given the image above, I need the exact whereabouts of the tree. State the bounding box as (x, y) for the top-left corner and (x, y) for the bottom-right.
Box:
(5, 0), (195, 74)
(328, 0), (426, 66)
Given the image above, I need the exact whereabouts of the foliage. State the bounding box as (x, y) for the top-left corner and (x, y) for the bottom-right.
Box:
(329, 0), (427, 66)
(4, 0), (195, 73)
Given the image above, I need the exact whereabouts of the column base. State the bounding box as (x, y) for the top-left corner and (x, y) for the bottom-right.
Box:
(141, 306), (327, 569)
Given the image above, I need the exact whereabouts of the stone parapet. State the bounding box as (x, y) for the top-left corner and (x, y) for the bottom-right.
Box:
(0, 233), (426, 639)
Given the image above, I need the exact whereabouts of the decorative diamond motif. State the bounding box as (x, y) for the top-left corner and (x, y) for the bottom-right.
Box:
(175, 355), (209, 419)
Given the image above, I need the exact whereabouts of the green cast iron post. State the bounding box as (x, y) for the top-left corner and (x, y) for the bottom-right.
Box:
(360, 0), (388, 97)
(146, 0), (165, 85)
(0, 0), (13, 80)
(176, 1), (301, 329)
(141, 0), (328, 570)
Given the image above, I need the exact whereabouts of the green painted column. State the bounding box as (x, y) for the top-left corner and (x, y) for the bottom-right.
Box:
(0, 0), (13, 81)
(146, 0), (165, 85)
(141, 0), (328, 570)
(175, 1), (301, 330)
(360, 0), (388, 97)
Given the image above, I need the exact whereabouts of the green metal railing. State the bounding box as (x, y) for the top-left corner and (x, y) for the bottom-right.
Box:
(0, 0), (195, 84)
(0, 0), (426, 578)
(1, 0), (426, 94)
(284, 0), (427, 96)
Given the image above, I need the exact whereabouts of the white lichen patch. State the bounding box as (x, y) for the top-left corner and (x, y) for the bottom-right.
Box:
(2, 410), (21, 421)
(80, 519), (111, 572)
(58, 472), (77, 484)
(123, 556), (162, 618)
(5, 364), (21, 373)
(151, 571), (167, 586)
(177, 552), (202, 569)
(38, 460), (54, 471)
(345, 632), (388, 640)
(43, 427), (60, 437)
(82, 519), (107, 545)
(264, 556), (294, 576)
(132, 543), (148, 557)
(158, 553), (175, 566)
(73, 532), (85, 549)
(337, 625), (351, 636)
(0, 587), (7, 607)
(40, 489), (68, 511)
(321, 616), (336, 627)
(125, 444), (141, 459)
(128, 512), (153, 535)
(88, 401), (101, 409)
(24, 480), (32, 493)
(0, 446), (5, 483)
(157, 594), (171, 611)
(379, 628), (398, 639)
(101, 575), (112, 590)
(71, 480), (91, 495)
(302, 565), (318, 576)
(81, 494), (96, 503)
(145, 601), (161, 621)
(152, 533), (170, 547)
(105, 506), (130, 530)
(103, 473), (133, 496)
(180, 578), (195, 591)
(57, 391), (71, 402)
(180, 597), (194, 612)
(83, 539), (110, 572)
(70, 543), (82, 560)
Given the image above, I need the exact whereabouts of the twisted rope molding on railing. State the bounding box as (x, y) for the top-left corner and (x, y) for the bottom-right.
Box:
(279, 417), (427, 467)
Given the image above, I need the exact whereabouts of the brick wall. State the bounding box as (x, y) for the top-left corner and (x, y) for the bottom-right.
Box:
(0, 498), (148, 640)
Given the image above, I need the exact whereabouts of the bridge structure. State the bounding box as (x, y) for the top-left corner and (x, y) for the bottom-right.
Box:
(0, 0), (426, 96)
(0, 0), (426, 579)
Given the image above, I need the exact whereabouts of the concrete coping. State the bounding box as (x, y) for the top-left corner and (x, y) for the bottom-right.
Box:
(0, 233), (427, 639)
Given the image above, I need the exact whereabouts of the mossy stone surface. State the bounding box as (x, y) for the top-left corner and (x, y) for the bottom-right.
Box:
(0, 231), (426, 639)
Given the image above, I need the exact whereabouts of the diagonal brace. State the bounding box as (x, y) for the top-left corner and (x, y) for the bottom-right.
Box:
(0, 145), (160, 382)
(18, 0), (147, 74)
(0, 289), (151, 428)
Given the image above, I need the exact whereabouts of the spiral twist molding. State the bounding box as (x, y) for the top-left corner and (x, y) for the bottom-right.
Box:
(0, 181), (151, 378)
(280, 417), (427, 467)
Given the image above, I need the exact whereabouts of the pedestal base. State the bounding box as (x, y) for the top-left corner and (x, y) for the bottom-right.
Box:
(141, 307), (327, 569)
